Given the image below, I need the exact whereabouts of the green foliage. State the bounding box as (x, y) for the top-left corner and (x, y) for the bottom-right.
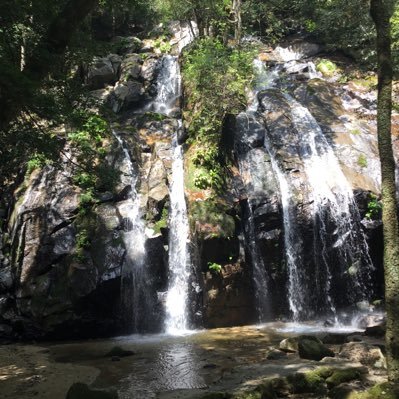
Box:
(75, 229), (91, 261)
(154, 34), (172, 53)
(349, 382), (399, 399)
(366, 193), (382, 220)
(183, 38), (254, 192)
(357, 154), (368, 168)
(189, 199), (236, 239)
(69, 113), (119, 198)
(154, 206), (169, 233)
(26, 154), (51, 175)
(242, 0), (303, 42)
(208, 262), (222, 274)
(316, 59), (338, 77)
(67, 113), (120, 216)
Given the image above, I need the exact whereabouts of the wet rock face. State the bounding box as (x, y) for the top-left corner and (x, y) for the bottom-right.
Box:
(0, 151), (129, 338)
(202, 263), (255, 328)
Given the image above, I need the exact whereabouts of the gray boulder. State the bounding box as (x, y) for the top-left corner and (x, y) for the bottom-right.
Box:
(339, 342), (386, 368)
(87, 54), (121, 89)
(112, 81), (144, 112)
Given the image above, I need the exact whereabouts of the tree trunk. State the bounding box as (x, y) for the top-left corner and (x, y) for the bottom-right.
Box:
(370, 0), (399, 383)
(232, 0), (242, 45)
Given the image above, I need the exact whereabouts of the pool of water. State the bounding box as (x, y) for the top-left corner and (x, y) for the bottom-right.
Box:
(47, 322), (365, 398)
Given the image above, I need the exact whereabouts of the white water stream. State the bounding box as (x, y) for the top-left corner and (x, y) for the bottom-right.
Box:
(246, 57), (374, 323)
(164, 128), (191, 334)
(283, 94), (374, 320)
(147, 55), (191, 333)
(113, 130), (148, 332)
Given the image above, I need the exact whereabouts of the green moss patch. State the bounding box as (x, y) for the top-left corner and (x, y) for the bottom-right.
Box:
(189, 199), (235, 239)
(316, 59), (338, 77)
(347, 382), (399, 399)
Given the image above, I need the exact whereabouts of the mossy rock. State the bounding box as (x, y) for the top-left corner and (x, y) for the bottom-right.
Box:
(189, 199), (236, 239)
(66, 382), (118, 399)
(316, 59), (338, 77)
(232, 382), (276, 399)
(346, 382), (399, 399)
(297, 336), (335, 361)
(287, 370), (327, 394)
(325, 368), (363, 388)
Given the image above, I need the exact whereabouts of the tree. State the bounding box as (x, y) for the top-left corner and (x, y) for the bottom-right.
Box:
(370, 0), (399, 383)
(0, 0), (99, 131)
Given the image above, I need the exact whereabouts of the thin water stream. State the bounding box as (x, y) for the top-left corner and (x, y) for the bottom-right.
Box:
(113, 130), (148, 332)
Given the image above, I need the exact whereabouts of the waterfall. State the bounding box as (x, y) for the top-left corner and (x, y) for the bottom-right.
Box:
(246, 58), (374, 322)
(147, 55), (181, 116)
(113, 130), (148, 332)
(246, 203), (271, 321)
(145, 54), (191, 333)
(164, 126), (191, 333)
(283, 94), (374, 319)
(262, 135), (307, 321)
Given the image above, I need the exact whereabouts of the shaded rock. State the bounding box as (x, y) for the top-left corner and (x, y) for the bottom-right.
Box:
(105, 346), (135, 358)
(0, 323), (12, 337)
(329, 382), (361, 399)
(266, 349), (287, 360)
(365, 324), (385, 337)
(297, 336), (335, 361)
(112, 81), (144, 112)
(346, 334), (364, 342)
(279, 337), (299, 353)
(322, 333), (348, 345)
(203, 363), (218, 369)
(120, 54), (142, 81)
(86, 55), (121, 89)
(339, 342), (386, 368)
(0, 266), (13, 293)
(115, 37), (142, 55)
(66, 382), (118, 399)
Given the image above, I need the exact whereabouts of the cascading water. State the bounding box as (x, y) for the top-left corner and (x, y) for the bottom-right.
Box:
(146, 54), (191, 333)
(283, 94), (374, 319)
(243, 57), (374, 323)
(147, 55), (181, 116)
(164, 125), (191, 333)
(234, 57), (281, 322)
(262, 136), (306, 321)
(113, 130), (148, 332)
(235, 117), (271, 321)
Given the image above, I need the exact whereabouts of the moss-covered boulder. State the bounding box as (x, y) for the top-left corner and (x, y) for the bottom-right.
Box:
(347, 382), (399, 399)
(297, 335), (335, 361)
(325, 367), (364, 388)
(287, 369), (328, 394)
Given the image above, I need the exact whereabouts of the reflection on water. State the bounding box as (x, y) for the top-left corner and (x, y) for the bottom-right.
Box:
(118, 342), (205, 398)
(49, 323), (365, 398)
